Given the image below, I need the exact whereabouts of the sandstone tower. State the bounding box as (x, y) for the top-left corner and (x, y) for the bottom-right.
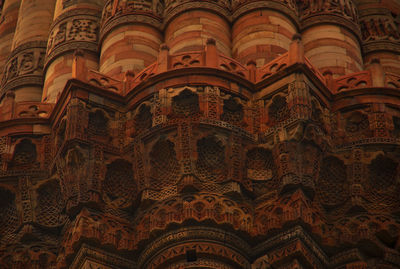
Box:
(0, 0), (400, 268)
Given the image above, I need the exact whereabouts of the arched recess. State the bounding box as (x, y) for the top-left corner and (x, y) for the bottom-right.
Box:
(88, 109), (109, 137)
(133, 103), (153, 134)
(316, 156), (349, 211)
(246, 147), (279, 196)
(102, 159), (136, 208)
(267, 94), (290, 125)
(196, 135), (227, 183)
(170, 89), (200, 117)
(366, 155), (399, 210)
(9, 139), (37, 169)
(0, 187), (18, 237)
(221, 96), (244, 126)
(36, 179), (65, 227)
(149, 139), (180, 190)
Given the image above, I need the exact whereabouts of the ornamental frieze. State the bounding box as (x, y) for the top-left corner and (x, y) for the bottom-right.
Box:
(47, 18), (98, 53)
(360, 14), (400, 42)
(1, 42), (46, 90)
(46, 11), (100, 63)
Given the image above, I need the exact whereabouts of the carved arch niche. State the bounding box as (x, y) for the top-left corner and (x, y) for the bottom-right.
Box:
(195, 134), (228, 184)
(316, 156), (349, 212)
(365, 154), (400, 211)
(35, 179), (66, 227)
(168, 87), (201, 119)
(132, 102), (153, 135)
(148, 137), (180, 190)
(9, 138), (38, 170)
(220, 94), (245, 126)
(102, 159), (136, 209)
(266, 92), (290, 126)
(245, 147), (279, 197)
(88, 108), (111, 138)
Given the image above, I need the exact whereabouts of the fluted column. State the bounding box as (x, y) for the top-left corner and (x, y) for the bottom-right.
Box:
(358, 0), (400, 75)
(164, 0), (231, 56)
(42, 0), (103, 103)
(299, 0), (363, 77)
(0, 0), (22, 95)
(99, 0), (163, 77)
(232, 0), (299, 67)
(0, 0), (56, 102)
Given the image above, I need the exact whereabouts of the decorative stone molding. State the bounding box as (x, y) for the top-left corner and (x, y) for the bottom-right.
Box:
(70, 244), (137, 269)
(1, 41), (47, 94)
(45, 9), (100, 67)
(100, 0), (163, 41)
(138, 226), (251, 268)
(232, 0), (300, 28)
(359, 10), (400, 53)
(163, 0), (231, 27)
(299, 0), (361, 39)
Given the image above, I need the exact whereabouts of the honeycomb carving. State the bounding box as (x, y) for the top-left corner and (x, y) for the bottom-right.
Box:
(88, 109), (108, 136)
(268, 95), (290, 124)
(246, 148), (278, 195)
(316, 156), (349, 209)
(103, 159), (136, 208)
(134, 104), (152, 133)
(366, 155), (399, 209)
(171, 89), (200, 117)
(196, 136), (227, 183)
(0, 188), (18, 236)
(221, 97), (244, 126)
(36, 180), (65, 227)
(9, 139), (37, 169)
(150, 139), (180, 190)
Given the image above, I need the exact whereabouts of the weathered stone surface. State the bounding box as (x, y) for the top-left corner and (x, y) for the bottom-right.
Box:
(0, 1), (399, 269)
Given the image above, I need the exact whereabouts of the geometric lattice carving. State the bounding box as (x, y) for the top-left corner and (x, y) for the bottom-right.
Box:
(0, 187), (18, 236)
(103, 159), (136, 208)
(88, 110), (108, 136)
(171, 89), (199, 117)
(36, 180), (65, 227)
(345, 111), (370, 135)
(221, 96), (244, 125)
(316, 156), (349, 209)
(9, 139), (37, 169)
(366, 155), (399, 210)
(196, 136), (227, 183)
(268, 95), (290, 124)
(134, 104), (152, 133)
(150, 139), (180, 190)
(246, 147), (278, 195)
(369, 155), (398, 190)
